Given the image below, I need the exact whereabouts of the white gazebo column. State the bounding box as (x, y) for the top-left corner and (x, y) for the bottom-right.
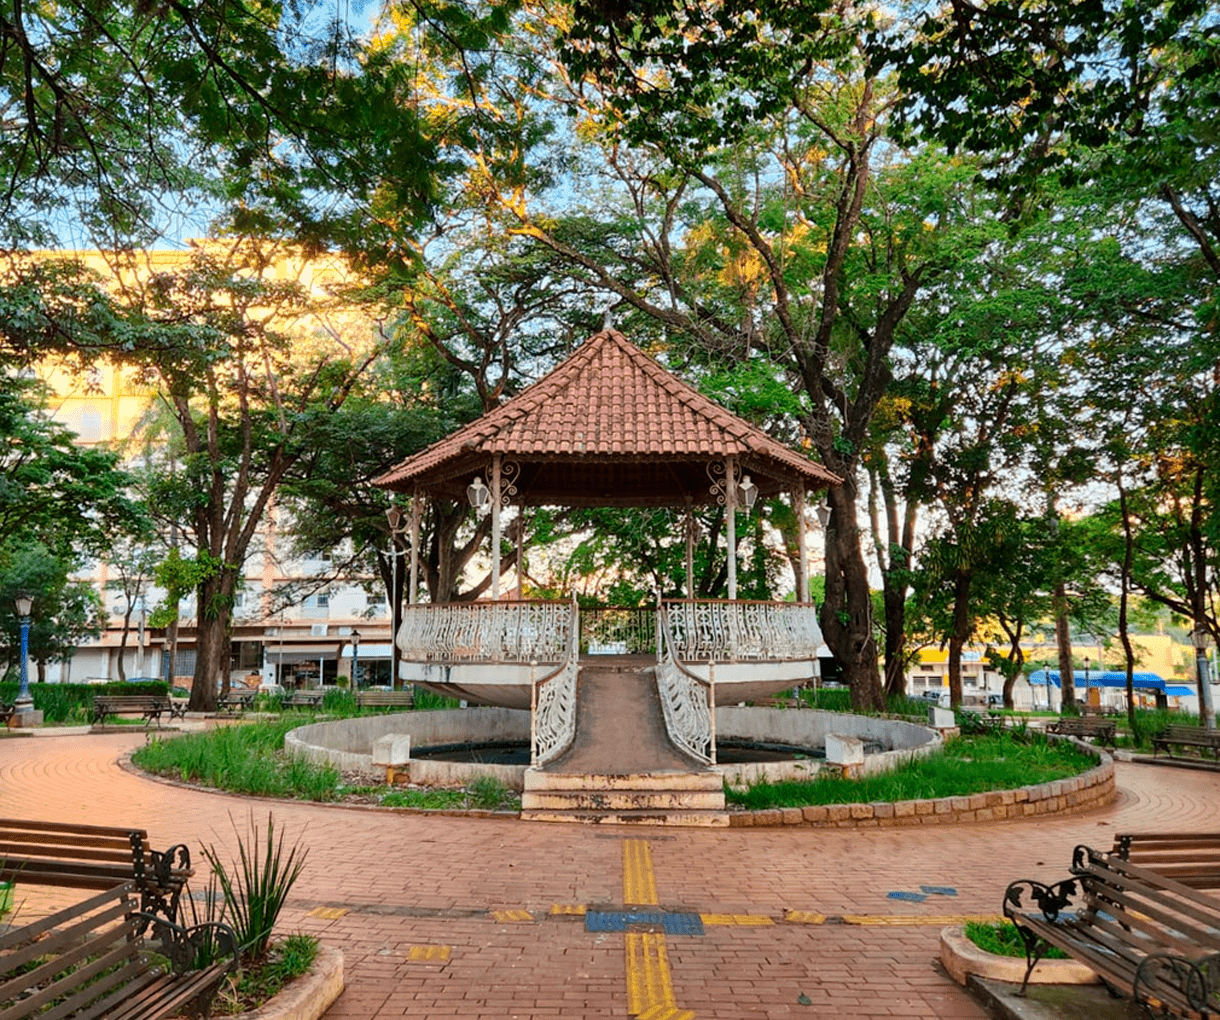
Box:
(409, 491), (422, 604)
(794, 486), (808, 603)
(515, 506), (525, 600)
(684, 502), (696, 598)
(725, 455), (738, 600)
(491, 454), (502, 598)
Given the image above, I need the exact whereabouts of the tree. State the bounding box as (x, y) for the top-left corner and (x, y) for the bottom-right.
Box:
(118, 239), (383, 711)
(0, 540), (105, 681)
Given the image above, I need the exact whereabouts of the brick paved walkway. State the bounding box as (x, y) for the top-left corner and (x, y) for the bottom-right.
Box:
(2, 732), (1219, 1019)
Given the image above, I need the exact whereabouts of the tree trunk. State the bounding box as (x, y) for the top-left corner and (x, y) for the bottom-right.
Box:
(116, 608), (132, 683)
(1054, 581), (1077, 712)
(819, 483), (884, 711)
(947, 570), (971, 707)
(187, 572), (236, 712)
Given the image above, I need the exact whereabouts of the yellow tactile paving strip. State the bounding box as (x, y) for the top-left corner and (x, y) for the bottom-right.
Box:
(406, 944), (452, 961)
(622, 840), (697, 1019)
(700, 914), (773, 926)
(622, 838), (659, 906)
(490, 909), (534, 922)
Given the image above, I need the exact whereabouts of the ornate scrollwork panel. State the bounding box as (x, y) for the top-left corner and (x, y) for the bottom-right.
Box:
(397, 601), (570, 664)
(661, 600), (822, 662)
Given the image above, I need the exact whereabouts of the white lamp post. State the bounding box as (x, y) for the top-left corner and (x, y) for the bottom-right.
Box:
(350, 629), (360, 690)
(1192, 626), (1215, 731)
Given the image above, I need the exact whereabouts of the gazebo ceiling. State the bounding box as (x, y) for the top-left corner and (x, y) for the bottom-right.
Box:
(374, 328), (841, 507)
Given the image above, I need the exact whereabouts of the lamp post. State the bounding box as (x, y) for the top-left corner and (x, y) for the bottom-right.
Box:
(1192, 627), (1215, 731)
(385, 507), (409, 692)
(350, 629), (360, 690)
(14, 594), (32, 711)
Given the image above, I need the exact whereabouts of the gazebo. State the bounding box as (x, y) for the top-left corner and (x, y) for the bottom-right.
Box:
(374, 328), (840, 769)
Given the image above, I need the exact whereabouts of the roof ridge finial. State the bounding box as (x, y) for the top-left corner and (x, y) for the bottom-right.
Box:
(602, 307), (614, 332)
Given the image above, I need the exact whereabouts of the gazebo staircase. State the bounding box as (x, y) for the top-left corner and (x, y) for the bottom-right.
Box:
(520, 658), (728, 827)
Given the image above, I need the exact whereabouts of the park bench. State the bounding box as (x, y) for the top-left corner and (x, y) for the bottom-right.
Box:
(283, 690), (326, 710)
(1111, 832), (1220, 891)
(218, 689), (257, 714)
(91, 694), (186, 727)
(356, 690), (415, 711)
(1153, 725), (1220, 760)
(0, 882), (237, 1020)
(0, 818), (193, 926)
(1005, 842), (1220, 1013)
(1045, 715), (1116, 744)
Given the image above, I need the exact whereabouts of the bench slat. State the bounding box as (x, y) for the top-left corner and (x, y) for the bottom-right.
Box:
(0, 926), (143, 1020)
(0, 895), (134, 979)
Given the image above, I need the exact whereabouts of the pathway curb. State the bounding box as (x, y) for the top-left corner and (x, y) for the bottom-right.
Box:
(232, 945), (343, 1020)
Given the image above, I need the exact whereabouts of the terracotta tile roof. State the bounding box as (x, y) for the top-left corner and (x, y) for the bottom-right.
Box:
(375, 329), (839, 504)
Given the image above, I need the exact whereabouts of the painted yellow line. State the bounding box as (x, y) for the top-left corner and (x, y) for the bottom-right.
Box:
(406, 944), (451, 962)
(784, 910), (826, 925)
(549, 904), (587, 915)
(490, 909), (534, 923)
(623, 839), (658, 906)
(626, 932), (678, 1015)
(306, 906), (348, 919)
(840, 914), (1006, 926)
(700, 914), (773, 926)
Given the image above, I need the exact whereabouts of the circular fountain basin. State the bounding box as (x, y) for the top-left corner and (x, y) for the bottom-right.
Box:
(285, 707), (939, 793)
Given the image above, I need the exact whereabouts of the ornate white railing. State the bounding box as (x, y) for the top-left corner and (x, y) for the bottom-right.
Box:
(660, 599), (822, 662)
(655, 608), (714, 764)
(397, 600), (570, 663)
(532, 598), (580, 766)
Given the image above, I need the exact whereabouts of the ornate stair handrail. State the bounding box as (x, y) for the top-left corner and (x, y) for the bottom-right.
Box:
(660, 599), (822, 662)
(531, 597), (580, 766)
(655, 605), (715, 764)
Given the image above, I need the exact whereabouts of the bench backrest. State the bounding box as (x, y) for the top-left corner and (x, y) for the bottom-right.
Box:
(1112, 832), (1220, 890)
(357, 692), (414, 706)
(1071, 845), (1220, 957)
(0, 883), (146, 1015)
(94, 695), (168, 707)
(1160, 725), (1215, 739)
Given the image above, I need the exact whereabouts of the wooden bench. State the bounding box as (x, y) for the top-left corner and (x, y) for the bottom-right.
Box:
(219, 689), (257, 714)
(1045, 715), (1116, 744)
(0, 882), (237, 1020)
(1005, 842), (1220, 1012)
(0, 818), (193, 926)
(1153, 725), (1220, 760)
(1112, 832), (1220, 891)
(283, 690), (326, 710)
(356, 690), (415, 711)
(91, 695), (186, 726)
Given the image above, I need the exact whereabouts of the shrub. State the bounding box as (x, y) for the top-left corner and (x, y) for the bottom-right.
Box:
(202, 814), (307, 962)
(0, 680), (168, 723)
(963, 921), (1068, 959)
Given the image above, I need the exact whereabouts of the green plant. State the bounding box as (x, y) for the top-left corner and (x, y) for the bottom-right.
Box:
(202, 814), (307, 961)
(468, 774), (510, 810)
(213, 934), (318, 1016)
(412, 688), (461, 710)
(963, 921), (1068, 959)
(380, 788), (469, 809)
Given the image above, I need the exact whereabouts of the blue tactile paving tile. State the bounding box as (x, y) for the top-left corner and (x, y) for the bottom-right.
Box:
(887, 890), (928, 902)
(921, 885), (958, 896)
(584, 910), (705, 936)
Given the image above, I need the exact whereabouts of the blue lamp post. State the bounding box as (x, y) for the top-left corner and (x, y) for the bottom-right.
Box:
(14, 594), (33, 710)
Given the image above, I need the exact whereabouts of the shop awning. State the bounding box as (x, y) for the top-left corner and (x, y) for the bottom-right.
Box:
(1028, 669), (1166, 692)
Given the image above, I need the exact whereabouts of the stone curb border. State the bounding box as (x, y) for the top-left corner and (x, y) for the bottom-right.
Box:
(939, 925), (1097, 987)
(233, 945), (344, 1020)
(726, 739), (1115, 828)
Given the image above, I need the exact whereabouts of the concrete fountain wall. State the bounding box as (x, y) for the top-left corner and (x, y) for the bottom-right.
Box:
(284, 707), (939, 793)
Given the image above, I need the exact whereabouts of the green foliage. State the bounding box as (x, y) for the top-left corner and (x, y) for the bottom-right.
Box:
(468, 774), (513, 810)
(379, 788), (469, 809)
(132, 721), (340, 800)
(201, 814), (307, 962)
(215, 935), (319, 1017)
(411, 689), (461, 711)
(725, 732), (1096, 810)
(0, 681), (167, 723)
(963, 922), (1067, 960)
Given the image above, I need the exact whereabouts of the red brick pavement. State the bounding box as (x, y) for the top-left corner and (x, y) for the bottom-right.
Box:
(2, 732), (1218, 1019)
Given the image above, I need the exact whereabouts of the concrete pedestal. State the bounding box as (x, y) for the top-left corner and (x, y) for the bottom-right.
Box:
(9, 709), (44, 727)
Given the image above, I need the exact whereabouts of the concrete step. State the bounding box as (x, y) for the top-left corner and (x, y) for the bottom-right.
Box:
(521, 788), (726, 811)
(524, 768), (722, 793)
(519, 807), (730, 827)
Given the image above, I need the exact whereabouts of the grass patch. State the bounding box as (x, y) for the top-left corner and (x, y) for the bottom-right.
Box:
(214, 934), (319, 1016)
(963, 921), (1068, 959)
(725, 731), (1097, 810)
(133, 719), (342, 800)
(379, 776), (520, 811)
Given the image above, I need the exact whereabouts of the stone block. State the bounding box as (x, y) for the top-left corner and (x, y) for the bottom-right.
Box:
(928, 706), (955, 728)
(372, 733), (411, 766)
(825, 732), (865, 767)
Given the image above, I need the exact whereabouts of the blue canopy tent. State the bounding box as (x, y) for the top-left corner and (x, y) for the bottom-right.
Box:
(1028, 670), (1166, 691)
